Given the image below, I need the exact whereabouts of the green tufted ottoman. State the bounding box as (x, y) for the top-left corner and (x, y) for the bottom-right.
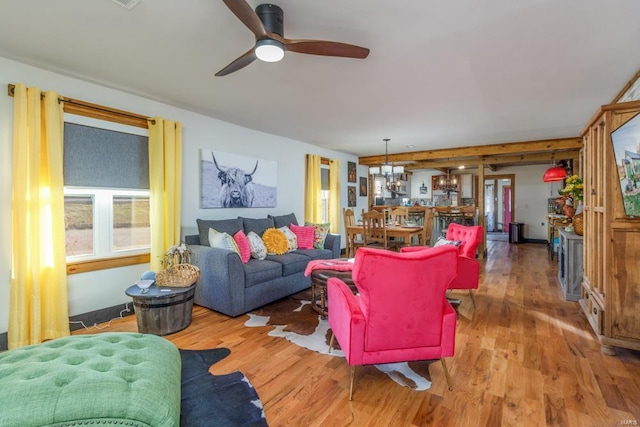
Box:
(0, 333), (181, 427)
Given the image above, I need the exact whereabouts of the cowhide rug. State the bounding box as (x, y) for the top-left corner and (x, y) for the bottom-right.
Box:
(245, 289), (436, 391)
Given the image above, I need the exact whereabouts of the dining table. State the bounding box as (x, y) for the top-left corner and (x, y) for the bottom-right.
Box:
(346, 224), (425, 251)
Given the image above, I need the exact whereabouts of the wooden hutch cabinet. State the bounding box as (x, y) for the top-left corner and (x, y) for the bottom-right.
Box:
(580, 100), (640, 354)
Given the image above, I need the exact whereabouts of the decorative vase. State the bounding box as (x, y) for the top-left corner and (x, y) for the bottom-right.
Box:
(563, 204), (576, 218)
(573, 213), (584, 236)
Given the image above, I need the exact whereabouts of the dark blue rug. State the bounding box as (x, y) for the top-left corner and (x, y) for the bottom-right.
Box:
(179, 348), (268, 427)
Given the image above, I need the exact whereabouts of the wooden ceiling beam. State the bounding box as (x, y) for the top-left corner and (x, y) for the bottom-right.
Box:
(358, 137), (582, 165)
(403, 149), (582, 171)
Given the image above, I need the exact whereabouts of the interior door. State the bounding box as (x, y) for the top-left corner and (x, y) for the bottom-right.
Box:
(503, 186), (512, 232)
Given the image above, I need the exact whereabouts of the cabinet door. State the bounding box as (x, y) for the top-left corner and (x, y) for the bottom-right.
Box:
(610, 230), (640, 341)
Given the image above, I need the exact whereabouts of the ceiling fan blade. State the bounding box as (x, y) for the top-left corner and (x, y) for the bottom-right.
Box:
(278, 37), (370, 59)
(222, 0), (268, 39)
(215, 48), (257, 76)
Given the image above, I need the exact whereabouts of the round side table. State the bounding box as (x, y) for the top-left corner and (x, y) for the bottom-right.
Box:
(125, 283), (196, 335)
(310, 269), (358, 319)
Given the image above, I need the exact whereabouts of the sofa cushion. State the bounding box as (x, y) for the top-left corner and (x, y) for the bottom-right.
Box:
(209, 228), (241, 255)
(292, 248), (334, 260)
(278, 226), (298, 251)
(247, 231), (267, 260)
(197, 218), (243, 246)
(265, 252), (313, 276)
(269, 212), (298, 228)
(289, 224), (315, 249)
(305, 222), (331, 249)
(233, 230), (251, 263)
(241, 217), (275, 236)
(262, 228), (289, 255)
(243, 259), (282, 287)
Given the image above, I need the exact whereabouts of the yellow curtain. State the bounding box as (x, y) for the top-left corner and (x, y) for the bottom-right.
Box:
(328, 159), (341, 234)
(9, 83), (69, 349)
(148, 118), (183, 271)
(304, 154), (322, 223)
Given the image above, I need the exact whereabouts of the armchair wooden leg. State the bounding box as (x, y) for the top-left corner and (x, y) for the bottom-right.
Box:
(440, 358), (453, 391)
(469, 290), (476, 307)
(328, 331), (335, 353)
(349, 366), (356, 401)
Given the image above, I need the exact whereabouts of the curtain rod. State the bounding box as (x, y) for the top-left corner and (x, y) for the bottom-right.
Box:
(7, 83), (154, 128)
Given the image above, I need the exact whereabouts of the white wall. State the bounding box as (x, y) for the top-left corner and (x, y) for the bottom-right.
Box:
(0, 56), (365, 334)
(487, 164), (563, 240)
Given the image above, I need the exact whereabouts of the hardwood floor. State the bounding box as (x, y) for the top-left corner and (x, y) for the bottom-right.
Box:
(78, 241), (640, 426)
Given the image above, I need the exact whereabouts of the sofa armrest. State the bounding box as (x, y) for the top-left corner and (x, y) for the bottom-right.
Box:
(324, 233), (341, 259)
(189, 244), (247, 316)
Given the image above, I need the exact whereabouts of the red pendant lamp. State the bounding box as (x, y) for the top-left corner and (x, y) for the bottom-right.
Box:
(542, 164), (568, 182)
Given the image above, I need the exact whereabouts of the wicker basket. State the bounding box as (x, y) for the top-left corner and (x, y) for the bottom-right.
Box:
(156, 264), (200, 287)
(573, 213), (584, 236)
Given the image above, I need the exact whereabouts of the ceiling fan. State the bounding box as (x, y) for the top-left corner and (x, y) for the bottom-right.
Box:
(216, 0), (370, 76)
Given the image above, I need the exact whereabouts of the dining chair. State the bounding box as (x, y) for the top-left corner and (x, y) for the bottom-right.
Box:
(342, 207), (365, 258)
(387, 207), (410, 250)
(388, 206), (408, 226)
(361, 210), (388, 249)
(421, 208), (435, 246)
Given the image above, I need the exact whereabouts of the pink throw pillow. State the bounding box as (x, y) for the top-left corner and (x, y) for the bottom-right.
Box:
(233, 230), (251, 263)
(290, 224), (315, 250)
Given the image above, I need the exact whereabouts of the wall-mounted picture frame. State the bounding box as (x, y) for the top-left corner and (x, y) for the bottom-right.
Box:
(347, 161), (357, 183)
(200, 149), (277, 208)
(419, 182), (428, 194)
(359, 177), (368, 196)
(348, 186), (357, 207)
(611, 114), (640, 217)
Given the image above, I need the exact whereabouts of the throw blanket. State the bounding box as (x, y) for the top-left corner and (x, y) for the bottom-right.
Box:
(304, 259), (354, 276)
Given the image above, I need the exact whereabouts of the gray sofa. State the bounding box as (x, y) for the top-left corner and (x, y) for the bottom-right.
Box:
(184, 213), (341, 317)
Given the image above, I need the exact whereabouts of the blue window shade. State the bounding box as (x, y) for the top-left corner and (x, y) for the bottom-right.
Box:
(321, 168), (330, 190)
(64, 122), (149, 189)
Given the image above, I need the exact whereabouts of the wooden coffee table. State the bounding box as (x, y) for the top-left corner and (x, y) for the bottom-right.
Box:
(310, 268), (358, 319)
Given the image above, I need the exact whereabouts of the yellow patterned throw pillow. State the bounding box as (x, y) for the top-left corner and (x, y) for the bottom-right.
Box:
(262, 228), (289, 255)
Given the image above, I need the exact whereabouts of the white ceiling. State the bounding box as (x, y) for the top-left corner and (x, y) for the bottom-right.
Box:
(1, 0), (639, 157)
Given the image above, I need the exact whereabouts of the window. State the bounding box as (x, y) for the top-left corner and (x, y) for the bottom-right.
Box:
(63, 118), (150, 266)
(320, 166), (330, 223)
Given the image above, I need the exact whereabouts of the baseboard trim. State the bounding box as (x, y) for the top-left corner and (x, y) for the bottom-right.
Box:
(0, 303), (135, 352)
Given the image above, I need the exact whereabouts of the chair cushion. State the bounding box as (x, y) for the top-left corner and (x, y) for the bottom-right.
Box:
(434, 236), (462, 247)
(0, 333), (181, 426)
(197, 218), (243, 246)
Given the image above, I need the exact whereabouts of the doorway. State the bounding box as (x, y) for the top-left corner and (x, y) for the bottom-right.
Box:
(484, 174), (515, 236)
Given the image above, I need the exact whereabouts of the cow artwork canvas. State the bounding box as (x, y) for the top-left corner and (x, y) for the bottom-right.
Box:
(200, 149), (277, 208)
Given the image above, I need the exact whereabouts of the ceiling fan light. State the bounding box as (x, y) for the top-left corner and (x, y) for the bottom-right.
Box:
(255, 39), (284, 62)
(542, 165), (568, 182)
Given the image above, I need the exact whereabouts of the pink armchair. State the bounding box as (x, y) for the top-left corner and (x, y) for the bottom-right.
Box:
(327, 245), (459, 400)
(402, 222), (483, 307)
(445, 223), (483, 306)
